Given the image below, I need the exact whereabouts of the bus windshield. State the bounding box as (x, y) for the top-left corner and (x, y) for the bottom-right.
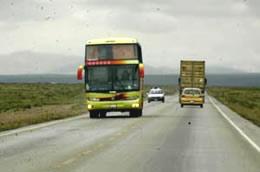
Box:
(86, 44), (138, 60)
(87, 65), (139, 92)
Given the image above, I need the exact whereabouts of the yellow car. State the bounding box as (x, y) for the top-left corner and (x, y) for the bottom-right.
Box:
(180, 88), (204, 108)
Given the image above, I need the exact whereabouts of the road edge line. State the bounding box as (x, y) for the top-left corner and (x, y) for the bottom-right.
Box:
(0, 99), (151, 138)
(0, 94), (175, 138)
(0, 114), (87, 138)
(209, 96), (260, 153)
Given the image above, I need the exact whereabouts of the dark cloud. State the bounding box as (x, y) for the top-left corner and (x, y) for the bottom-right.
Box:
(0, 0), (73, 22)
(73, 0), (256, 34)
(246, 0), (260, 17)
(0, 51), (81, 74)
(0, 0), (257, 24)
(0, 0), (260, 73)
(109, 10), (178, 34)
(0, 0), (44, 21)
(79, 0), (254, 18)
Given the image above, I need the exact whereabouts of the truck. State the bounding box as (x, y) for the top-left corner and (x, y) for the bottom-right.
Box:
(178, 60), (207, 108)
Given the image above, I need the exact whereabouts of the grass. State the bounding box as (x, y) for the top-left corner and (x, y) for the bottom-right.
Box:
(208, 87), (260, 126)
(0, 83), (176, 132)
(0, 83), (86, 131)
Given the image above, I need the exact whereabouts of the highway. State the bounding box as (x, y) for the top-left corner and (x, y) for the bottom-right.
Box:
(0, 95), (259, 172)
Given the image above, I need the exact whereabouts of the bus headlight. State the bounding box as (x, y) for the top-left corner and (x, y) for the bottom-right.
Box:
(132, 103), (139, 108)
(87, 104), (93, 109)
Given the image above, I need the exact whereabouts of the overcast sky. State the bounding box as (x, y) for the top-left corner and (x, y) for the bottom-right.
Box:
(0, 0), (260, 74)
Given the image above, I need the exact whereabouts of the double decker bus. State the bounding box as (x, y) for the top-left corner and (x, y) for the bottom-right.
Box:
(77, 37), (144, 118)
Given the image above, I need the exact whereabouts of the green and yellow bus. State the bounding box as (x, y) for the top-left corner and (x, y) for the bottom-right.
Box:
(77, 37), (144, 118)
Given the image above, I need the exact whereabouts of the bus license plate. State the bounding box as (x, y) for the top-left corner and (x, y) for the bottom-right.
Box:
(110, 105), (117, 108)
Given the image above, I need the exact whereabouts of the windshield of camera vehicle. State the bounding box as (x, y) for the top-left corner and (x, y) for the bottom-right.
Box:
(1, 1), (260, 171)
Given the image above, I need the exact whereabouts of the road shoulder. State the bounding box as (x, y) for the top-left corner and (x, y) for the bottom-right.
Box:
(209, 96), (260, 153)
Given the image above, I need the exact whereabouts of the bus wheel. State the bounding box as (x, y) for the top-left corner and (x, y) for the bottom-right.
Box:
(181, 104), (184, 108)
(89, 111), (99, 118)
(137, 109), (143, 117)
(200, 104), (203, 108)
(130, 109), (142, 117)
(100, 111), (106, 118)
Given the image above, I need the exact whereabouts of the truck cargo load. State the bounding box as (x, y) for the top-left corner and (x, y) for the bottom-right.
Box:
(179, 60), (206, 93)
(179, 60), (207, 107)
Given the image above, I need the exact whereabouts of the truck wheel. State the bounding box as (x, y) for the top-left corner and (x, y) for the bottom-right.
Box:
(89, 110), (99, 118)
(200, 104), (203, 108)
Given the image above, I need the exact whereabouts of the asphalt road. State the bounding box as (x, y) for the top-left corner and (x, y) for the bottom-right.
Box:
(0, 95), (259, 172)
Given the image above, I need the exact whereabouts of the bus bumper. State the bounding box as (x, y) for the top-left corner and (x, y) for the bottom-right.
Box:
(86, 99), (142, 111)
(180, 97), (204, 105)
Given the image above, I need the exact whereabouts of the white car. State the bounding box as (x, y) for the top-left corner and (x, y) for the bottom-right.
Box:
(147, 87), (165, 103)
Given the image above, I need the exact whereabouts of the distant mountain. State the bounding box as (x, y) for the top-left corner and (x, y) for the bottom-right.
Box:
(0, 51), (251, 75)
(145, 65), (177, 74)
(0, 51), (177, 75)
(0, 51), (82, 75)
(145, 65), (245, 75)
(1, 74), (260, 87)
(206, 66), (245, 74)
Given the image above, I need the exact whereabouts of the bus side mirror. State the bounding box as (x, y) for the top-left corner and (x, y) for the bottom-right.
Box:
(77, 65), (84, 80)
(139, 64), (144, 78)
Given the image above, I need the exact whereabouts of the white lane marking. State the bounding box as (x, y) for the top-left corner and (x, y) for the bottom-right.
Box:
(209, 96), (260, 153)
(0, 114), (87, 138)
(62, 158), (76, 165)
(82, 150), (92, 155)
